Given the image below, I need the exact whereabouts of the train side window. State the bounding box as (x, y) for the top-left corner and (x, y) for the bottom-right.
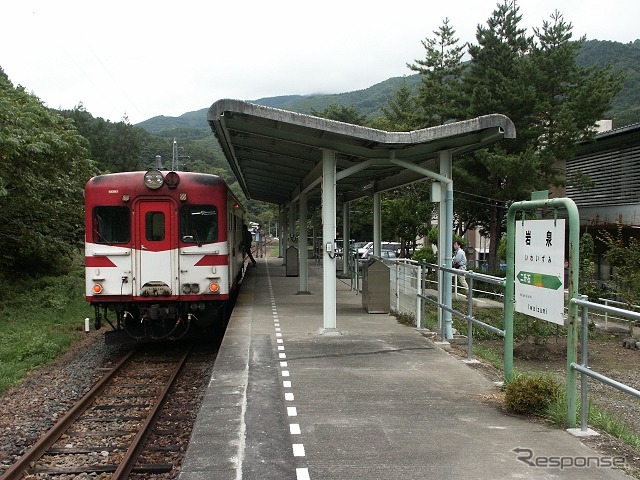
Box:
(145, 211), (165, 241)
(93, 206), (130, 244)
(180, 205), (218, 244)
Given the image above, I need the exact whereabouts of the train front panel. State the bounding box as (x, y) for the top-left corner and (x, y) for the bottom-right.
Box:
(85, 170), (241, 342)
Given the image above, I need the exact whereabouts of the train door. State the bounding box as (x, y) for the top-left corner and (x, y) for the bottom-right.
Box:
(134, 200), (176, 297)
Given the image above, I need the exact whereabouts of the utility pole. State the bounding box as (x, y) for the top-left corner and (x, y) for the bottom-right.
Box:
(171, 138), (190, 171)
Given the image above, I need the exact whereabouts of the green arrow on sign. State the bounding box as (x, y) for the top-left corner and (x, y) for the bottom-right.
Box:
(517, 271), (563, 290)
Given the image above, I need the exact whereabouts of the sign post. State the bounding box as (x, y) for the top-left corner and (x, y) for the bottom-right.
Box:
(515, 219), (565, 325)
(505, 197), (580, 428)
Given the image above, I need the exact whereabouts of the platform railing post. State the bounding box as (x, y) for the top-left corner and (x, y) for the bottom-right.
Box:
(579, 295), (589, 432)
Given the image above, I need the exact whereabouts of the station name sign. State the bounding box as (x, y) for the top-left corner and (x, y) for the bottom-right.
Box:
(515, 219), (565, 325)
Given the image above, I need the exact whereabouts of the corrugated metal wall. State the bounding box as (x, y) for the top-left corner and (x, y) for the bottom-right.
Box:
(566, 144), (640, 207)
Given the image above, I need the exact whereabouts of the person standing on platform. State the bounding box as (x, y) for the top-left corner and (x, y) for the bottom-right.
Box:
(256, 224), (265, 258)
(453, 241), (468, 292)
(243, 224), (257, 267)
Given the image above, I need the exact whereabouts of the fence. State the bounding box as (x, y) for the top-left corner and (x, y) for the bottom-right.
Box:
(417, 264), (507, 362)
(594, 297), (640, 332)
(347, 258), (509, 366)
(351, 258), (640, 430)
(349, 257), (504, 327)
(570, 296), (640, 432)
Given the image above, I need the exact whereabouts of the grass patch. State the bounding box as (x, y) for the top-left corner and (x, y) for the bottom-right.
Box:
(0, 255), (93, 393)
(472, 343), (504, 370)
(546, 389), (640, 452)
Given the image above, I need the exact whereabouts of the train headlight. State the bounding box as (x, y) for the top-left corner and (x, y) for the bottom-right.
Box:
(208, 282), (220, 293)
(144, 169), (164, 190)
(182, 283), (192, 294)
(92, 284), (103, 294)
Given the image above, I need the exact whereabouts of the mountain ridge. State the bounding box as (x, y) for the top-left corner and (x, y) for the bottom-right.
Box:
(137, 39), (640, 137)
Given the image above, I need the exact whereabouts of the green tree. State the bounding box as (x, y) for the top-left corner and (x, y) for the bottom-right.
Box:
(525, 12), (625, 175)
(0, 74), (97, 275)
(370, 82), (419, 132)
(578, 232), (598, 300)
(455, 1), (534, 269)
(61, 105), (144, 173)
(310, 104), (367, 125)
(455, 2), (623, 269)
(598, 227), (640, 305)
(408, 17), (466, 127)
(346, 197), (373, 242)
(382, 182), (435, 256)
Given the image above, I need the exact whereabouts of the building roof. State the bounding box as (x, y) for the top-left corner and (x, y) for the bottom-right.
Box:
(208, 99), (516, 209)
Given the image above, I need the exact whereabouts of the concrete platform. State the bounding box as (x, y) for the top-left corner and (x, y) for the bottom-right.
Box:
(178, 257), (632, 479)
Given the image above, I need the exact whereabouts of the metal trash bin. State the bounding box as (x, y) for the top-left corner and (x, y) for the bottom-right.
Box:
(286, 246), (299, 277)
(361, 257), (390, 313)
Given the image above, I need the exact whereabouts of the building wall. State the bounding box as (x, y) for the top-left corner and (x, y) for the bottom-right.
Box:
(566, 125), (640, 227)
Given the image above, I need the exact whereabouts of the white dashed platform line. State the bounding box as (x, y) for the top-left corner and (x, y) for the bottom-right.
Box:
(266, 263), (311, 479)
(296, 467), (311, 480)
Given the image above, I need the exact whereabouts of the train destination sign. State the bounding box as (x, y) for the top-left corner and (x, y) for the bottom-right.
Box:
(515, 219), (565, 325)
(516, 271), (563, 290)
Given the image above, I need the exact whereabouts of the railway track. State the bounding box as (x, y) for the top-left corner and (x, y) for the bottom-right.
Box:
(2, 343), (215, 479)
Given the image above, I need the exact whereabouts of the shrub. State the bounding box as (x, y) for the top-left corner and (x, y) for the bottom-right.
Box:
(504, 372), (562, 415)
(412, 247), (436, 263)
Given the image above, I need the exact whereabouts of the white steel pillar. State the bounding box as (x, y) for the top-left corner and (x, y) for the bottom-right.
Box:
(288, 203), (296, 244)
(373, 191), (381, 257)
(439, 150), (454, 339)
(322, 149), (337, 330)
(279, 206), (287, 259)
(342, 202), (350, 273)
(298, 192), (309, 294)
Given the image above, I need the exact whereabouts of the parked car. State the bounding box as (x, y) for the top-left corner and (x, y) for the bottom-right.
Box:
(356, 241), (373, 258)
(380, 249), (399, 259)
(361, 242), (401, 259)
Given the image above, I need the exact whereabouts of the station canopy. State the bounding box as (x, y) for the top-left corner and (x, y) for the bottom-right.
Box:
(208, 99), (516, 209)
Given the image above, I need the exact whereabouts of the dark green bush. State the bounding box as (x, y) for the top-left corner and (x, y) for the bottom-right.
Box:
(504, 372), (562, 415)
(412, 247), (436, 263)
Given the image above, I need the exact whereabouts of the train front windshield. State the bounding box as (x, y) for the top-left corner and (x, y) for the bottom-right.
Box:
(93, 206), (130, 244)
(180, 205), (218, 244)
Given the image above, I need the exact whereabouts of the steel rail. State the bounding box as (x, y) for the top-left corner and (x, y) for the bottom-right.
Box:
(112, 346), (192, 479)
(1, 348), (136, 480)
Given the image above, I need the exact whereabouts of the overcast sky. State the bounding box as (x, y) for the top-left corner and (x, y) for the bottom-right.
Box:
(3, 0), (638, 124)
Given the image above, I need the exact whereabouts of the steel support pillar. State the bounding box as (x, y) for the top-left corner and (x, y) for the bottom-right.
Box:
(342, 202), (350, 273)
(322, 149), (337, 330)
(439, 150), (454, 339)
(298, 192), (309, 294)
(373, 192), (381, 257)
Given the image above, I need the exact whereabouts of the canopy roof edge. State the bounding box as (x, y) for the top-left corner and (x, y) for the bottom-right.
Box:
(208, 99), (515, 206)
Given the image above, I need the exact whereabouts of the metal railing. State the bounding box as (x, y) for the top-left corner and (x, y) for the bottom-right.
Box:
(418, 264), (506, 362)
(348, 255), (640, 430)
(570, 296), (640, 432)
(593, 297), (640, 332)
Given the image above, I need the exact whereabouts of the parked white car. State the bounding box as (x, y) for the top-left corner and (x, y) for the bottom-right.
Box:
(360, 242), (401, 259)
(357, 242), (373, 258)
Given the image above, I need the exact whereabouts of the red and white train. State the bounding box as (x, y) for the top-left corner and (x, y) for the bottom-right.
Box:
(85, 169), (246, 343)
